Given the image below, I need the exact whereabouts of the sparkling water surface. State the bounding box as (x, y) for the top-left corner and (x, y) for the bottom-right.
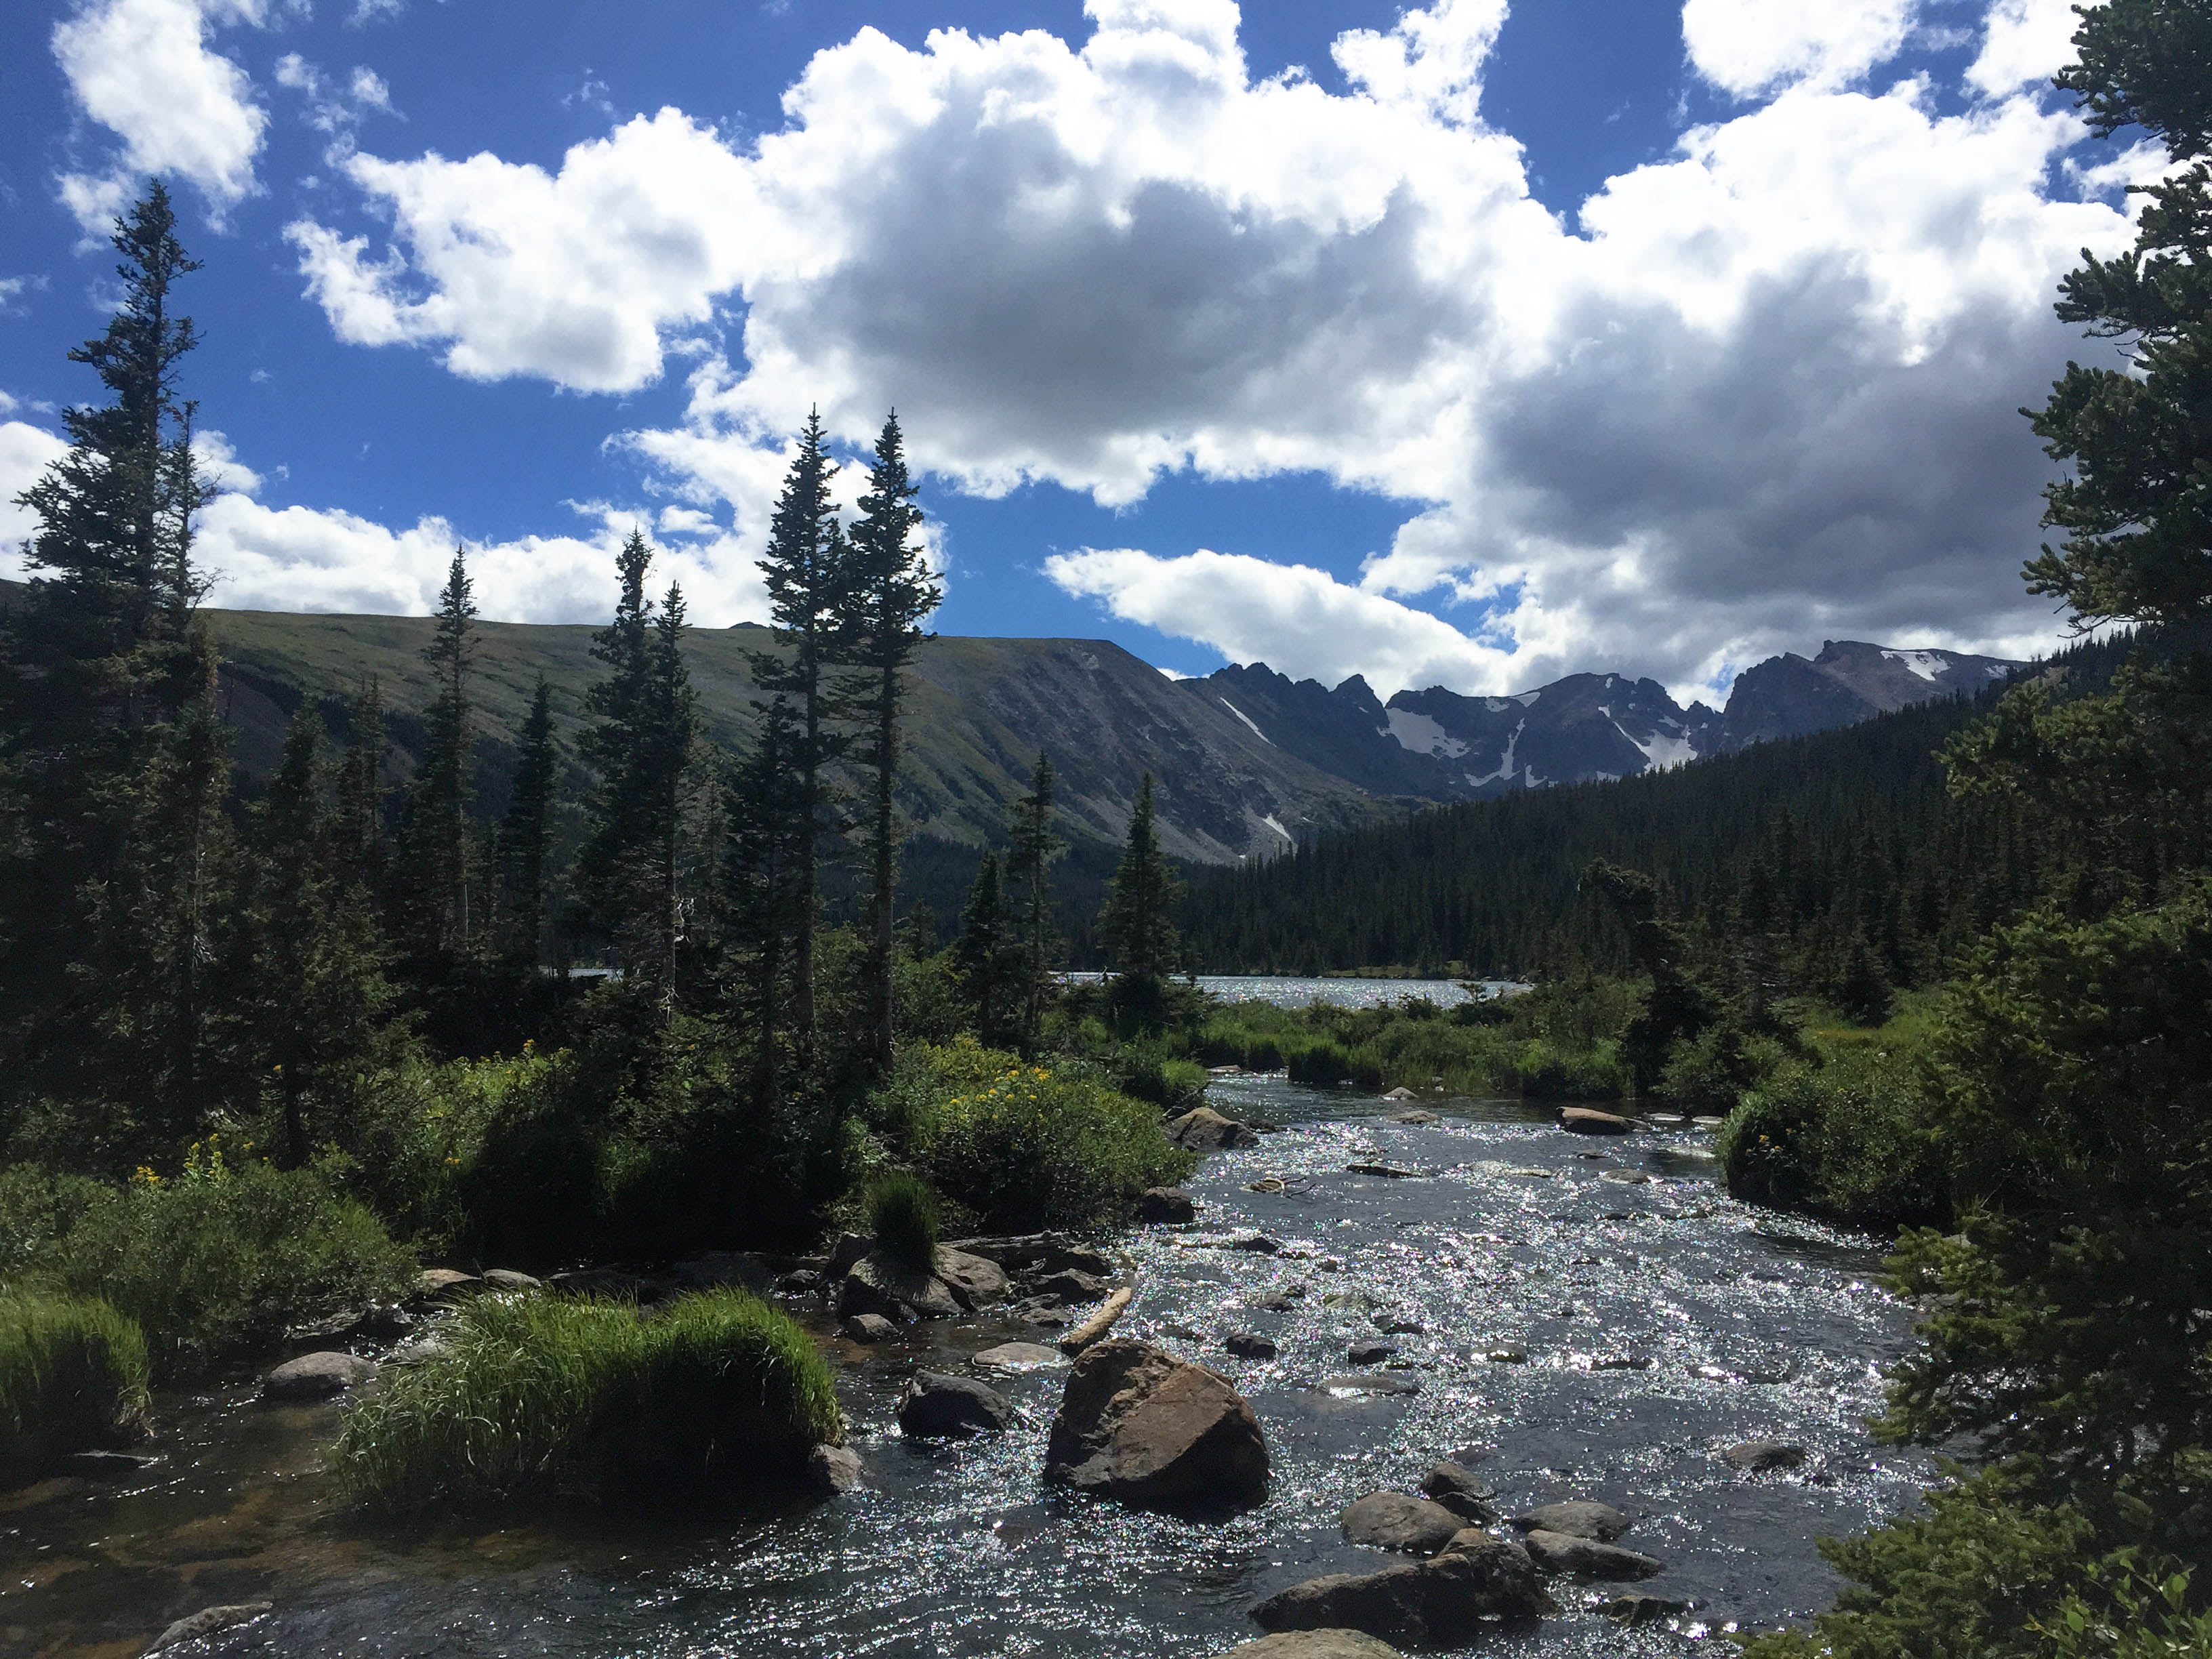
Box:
(0, 1077), (1927, 1658)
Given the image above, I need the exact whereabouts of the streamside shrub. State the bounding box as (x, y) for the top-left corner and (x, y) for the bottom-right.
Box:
(1508, 1038), (1631, 1100)
(0, 1294), (150, 1478)
(40, 1139), (414, 1380)
(336, 1288), (841, 1509)
(1717, 1047), (1946, 1229)
(864, 1171), (940, 1268)
(903, 1040), (1197, 1231)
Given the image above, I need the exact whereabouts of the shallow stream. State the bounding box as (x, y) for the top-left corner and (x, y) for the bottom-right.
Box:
(0, 1076), (1929, 1658)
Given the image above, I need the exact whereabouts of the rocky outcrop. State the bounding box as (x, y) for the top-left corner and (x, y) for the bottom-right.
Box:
(1250, 1534), (1552, 1641)
(1167, 1107), (1261, 1151)
(898, 1373), (1017, 1438)
(1517, 1530), (1664, 1581)
(262, 1351), (376, 1401)
(1044, 1338), (1268, 1513)
(1339, 1491), (1466, 1554)
(1510, 1500), (1630, 1541)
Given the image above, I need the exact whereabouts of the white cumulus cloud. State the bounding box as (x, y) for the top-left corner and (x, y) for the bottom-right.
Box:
(52, 0), (272, 228)
(270, 0), (2137, 694)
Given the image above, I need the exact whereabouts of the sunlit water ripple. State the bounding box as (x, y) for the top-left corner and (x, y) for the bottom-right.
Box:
(0, 1076), (1927, 1658)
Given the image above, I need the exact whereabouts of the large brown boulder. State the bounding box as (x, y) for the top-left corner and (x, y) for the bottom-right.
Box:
(1250, 1536), (1552, 1641)
(1510, 1499), (1631, 1541)
(1166, 1107), (1261, 1151)
(1339, 1491), (1466, 1554)
(1559, 1107), (1632, 1134)
(1044, 1338), (1268, 1513)
(933, 1247), (1009, 1309)
(1518, 1529), (1664, 1580)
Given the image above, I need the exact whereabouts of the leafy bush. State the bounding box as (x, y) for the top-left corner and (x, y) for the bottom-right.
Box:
(1507, 1037), (1631, 1100)
(335, 1288), (840, 1509)
(35, 1139), (414, 1380)
(0, 1293), (149, 1478)
(903, 1040), (1197, 1231)
(1717, 1046), (1946, 1229)
(0, 1165), (106, 1276)
(864, 1171), (940, 1268)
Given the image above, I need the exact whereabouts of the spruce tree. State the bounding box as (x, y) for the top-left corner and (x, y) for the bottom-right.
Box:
(1098, 773), (1183, 1021)
(333, 676), (390, 894)
(576, 533), (699, 1006)
(841, 413), (940, 1074)
(1, 182), (218, 1099)
(725, 697), (806, 1109)
(954, 851), (1018, 1044)
(749, 412), (852, 1066)
(396, 549), (479, 960)
(1006, 750), (1064, 1042)
(500, 676), (556, 970)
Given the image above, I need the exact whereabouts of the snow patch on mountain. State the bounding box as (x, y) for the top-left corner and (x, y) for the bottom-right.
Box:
(1387, 708), (1469, 758)
(1218, 697), (1271, 745)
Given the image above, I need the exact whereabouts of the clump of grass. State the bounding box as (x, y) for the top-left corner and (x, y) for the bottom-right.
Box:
(0, 1293), (149, 1479)
(335, 1288), (842, 1510)
(864, 1171), (941, 1269)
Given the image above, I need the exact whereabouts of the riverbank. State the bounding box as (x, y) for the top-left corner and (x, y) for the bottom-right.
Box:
(0, 1076), (1927, 1658)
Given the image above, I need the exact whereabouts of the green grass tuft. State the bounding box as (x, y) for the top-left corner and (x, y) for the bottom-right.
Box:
(863, 1171), (941, 1269)
(335, 1288), (842, 1510)
(0, 1293), (150, 1479)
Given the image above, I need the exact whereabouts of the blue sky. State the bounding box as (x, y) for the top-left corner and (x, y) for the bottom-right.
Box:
(0, 0), (2155, 699)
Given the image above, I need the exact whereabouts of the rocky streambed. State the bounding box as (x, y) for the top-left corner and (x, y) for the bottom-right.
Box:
(0, 1075), (1928, 1658)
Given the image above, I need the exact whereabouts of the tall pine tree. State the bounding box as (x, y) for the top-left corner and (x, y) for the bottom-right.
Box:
(1006, 751), (1064, 1043)
(842, 413), (940, 1075)
(749, 413), (851, 1066)
(1098, 773), (1183, 1023)
(396, 550), (479, 962)
(499, 676), (556, 971)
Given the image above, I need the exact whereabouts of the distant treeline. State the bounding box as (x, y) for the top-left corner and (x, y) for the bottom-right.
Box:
(1179, 632), (2140, 998)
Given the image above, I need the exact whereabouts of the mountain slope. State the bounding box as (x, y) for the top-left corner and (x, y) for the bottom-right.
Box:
(198, 606), (1378, 865)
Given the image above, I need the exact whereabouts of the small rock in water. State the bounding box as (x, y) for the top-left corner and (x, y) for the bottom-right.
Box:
(1231, 1234), (1285, 1254)
(146, 1603), (274, 1654)
(1372, 1313), (1426, 1335)
(1346, 1162), (1424, 1179)
(897, 1372), (1017, 1438)
(1340, 1490), (1467, 1554)
(1692, 1115), (1727, 1128)
(1586, 1354), (1652, 1370)
(805, 1443), (864, 1495)
(1388, 1110), (1440, 1126)
(1246, 1177), (1289, 1193)
(1518, 1528), (1664, 1581)
(1318, 1374), (1420, 1397)
(773, 1268), (822, 1296)
(1347, 1341), (1397, 1365)
(1559, 1107), (1633, 1135)
(1418, 1459), (1496, 1521)
(1137, 1186), (1196, 1223)
(1599, 1170), (1650, 1185)
(413, 1267), (483, 1303)
(1720, 1439), (1809, 1472)
(262, 1351), (376, 1402)
(481, 1268), (542, 1292)
(972, 1340), (1067, 1372)
(1224, 1330), (1279, 1359)
(1250, 1535), (1554, 1639)
(1601, 1591), (1694, 1624)
(840, 1313), (901, 1343)
(1250, 1290), (1298, 1313)
(58, 1449), (161, 1479)
(1166, 1106), (1261, 1151)
(1215, 1632), (1408, 1658)
(1383, 1086), (1418, 1101)
(1443, 1444), (1495, 1465)
(1484, 1347), (1530, 1364)
(1029, 1268), (1109, 1305)
(1511, 1500), (1631, 1541)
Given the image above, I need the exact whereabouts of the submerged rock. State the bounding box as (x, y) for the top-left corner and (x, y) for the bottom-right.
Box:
(1138, 1187), (1197, 1223)
(480, 1268), (542, 1292)
(147, 1603), (274, 1654)
(1166, 1107), (1262, 1151)
(974, 1340), (1068, 1372)
(58, 1449), (161, 1479)
(840, 1313), (900, 1343)
(1601, 1591), (1694, 1624)
(1387, 1109), (1439, 1126)
(262, 1351), (375, 1402)
(1044, 1338), (1268, 1513)
(898, 1372), (1017, 1438)
(1251, 1534), (1552, 1640)
(1511, 1500), (1631, 1541)
(1223, 1330), (1278, 1359)
(1347, 1342), (1397, 1366)
(1339, 1490), (1466, 1554)
(1317, 1374), (1420, 1397)
(1721, 1439), (1809, 1472)
(1517, 1528), (1664, 1581)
